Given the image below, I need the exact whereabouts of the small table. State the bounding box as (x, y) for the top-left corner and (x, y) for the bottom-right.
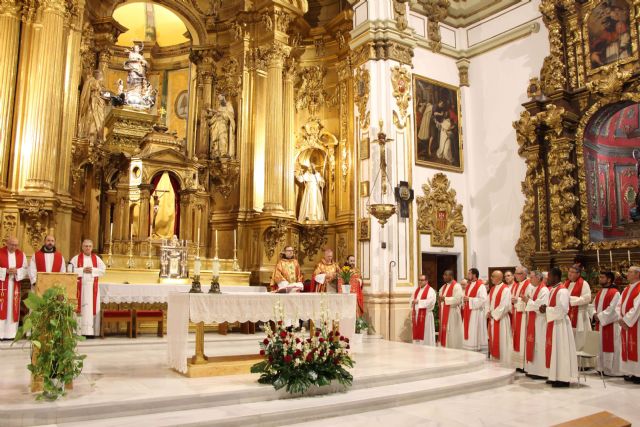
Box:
(167, 292), (357, 377)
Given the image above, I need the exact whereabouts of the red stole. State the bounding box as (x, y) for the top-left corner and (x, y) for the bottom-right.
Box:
(489, 284), (507, 359)
(439, 281), (457, 347)
(34, 251), (63, 273)
(594, 288), (619, 353)
(412, 284), (432, 340)
(76, 254), (99, 316)
(513, 279), (530, 352)
(565, 277), (584, 328)
(545, 284), (566, 368)
(0, 248), (24, 322)
(621, 283), (640, 362)
(463, 279), (483, 340)
(525, 285), (544, 362)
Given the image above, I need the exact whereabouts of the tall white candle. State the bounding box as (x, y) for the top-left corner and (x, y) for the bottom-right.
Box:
(130, 227), (133, 241)
(597, 249), (600, 265)
(215, 229), (218, 249)
(234, 229), (237, 250)
(628, 250), (631, 264)
(197, 227), (201, 245)
(110, 223), (113, 241)
(194, 258), (201, 276)
(609, 250), (613, 265)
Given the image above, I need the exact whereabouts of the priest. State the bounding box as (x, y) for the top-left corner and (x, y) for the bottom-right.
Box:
(341, 255), (364, 316)
(462, 267), (487, 352)
(545, 267), (578, 387)
(411, 274), (436, 346)
(512, 266), (533, 370)
(269, 246), (303, 293)
(485, 270), (512, 365)
(565, 264), (592, 350)
(29, 235), (66, 286)
(439, 270), (463, 349)
(0, 237), (28, 340)
(313, 248), (340, 293)
(68, 240), (106, 337)
(618, 266), (640, 383)
(593, 271), (622, 376)
(523, 270), (549, 379)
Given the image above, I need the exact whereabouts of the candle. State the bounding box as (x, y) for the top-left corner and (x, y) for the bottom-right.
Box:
(130, 227), (133, 241)
(194, 258), (201, 276)
(212, 259), (220, 276)
(628, 250), (631, 264)
(215, 229), (218, 249)
(234, 229), (237, 250)
(110, 223), (113, 241)
(609, 250), (613, 265)
(597, 249), (600, 265)
(197, 227), (201, 245)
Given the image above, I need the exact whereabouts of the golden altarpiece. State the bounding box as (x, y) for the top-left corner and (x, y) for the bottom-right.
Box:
(514, 0), (640, 277)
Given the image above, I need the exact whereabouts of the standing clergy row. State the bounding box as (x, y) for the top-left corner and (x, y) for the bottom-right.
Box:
(0, 235), (105, 339)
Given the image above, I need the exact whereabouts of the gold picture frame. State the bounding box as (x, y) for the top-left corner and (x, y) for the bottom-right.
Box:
(360, 181), (370, 197)
(413, 74), (463, 173)
(360, 134), (370, 160)
(358, 217), (370, 241)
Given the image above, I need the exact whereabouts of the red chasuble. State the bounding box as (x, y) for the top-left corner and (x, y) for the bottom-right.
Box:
(564, 277), (584, 328)
(0, 247), (24, 322)
(488, 284), (507, 359)
(545, 284), (566, 368)
(439, 281), (457, 347)
(594, 287), (619, 353)
(412, 284), (431, 340)
(512, 279), (530, 352)
(76, 254), (100, 315)
(463, 279), (483, 340)
(34, 251), (63, 273)
(621, 283), (640, 362)
(525, 285), (544, 362)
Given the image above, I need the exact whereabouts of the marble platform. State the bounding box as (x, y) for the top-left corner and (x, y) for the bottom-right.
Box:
(0, 336), (514, 427)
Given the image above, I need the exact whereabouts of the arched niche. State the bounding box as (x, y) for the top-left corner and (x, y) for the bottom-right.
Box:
(149, 170), (182, 238)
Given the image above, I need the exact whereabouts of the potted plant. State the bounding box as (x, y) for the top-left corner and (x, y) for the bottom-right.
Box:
(14, 287), (86, 400)
(352, 317), (372, 344)
(338, 266), (353, 294)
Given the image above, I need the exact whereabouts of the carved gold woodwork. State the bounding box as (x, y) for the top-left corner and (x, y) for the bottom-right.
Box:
(393, 0), (409, 31)
(416, 173), (466, 247)
(209, 157), (240, 199)
(354, 66), (370, 130)
(295, 66), (327, 119)
(391, 65), (411, 129)
(1, 213), (18, 243)
(300, 224), (328, 261)
(19, 199), (51, 251)
(263, 220), (289, 260)
(418, 0), (450, 53)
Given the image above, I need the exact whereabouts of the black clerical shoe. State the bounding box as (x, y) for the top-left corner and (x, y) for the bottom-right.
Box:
(624, 375), (634, 382)
(526, 374), (546, 380)
(516, 368), (525, 373)
(632, 376), (640, 384)
(545, 380), (554, 385)
(551, 381), (570, 388)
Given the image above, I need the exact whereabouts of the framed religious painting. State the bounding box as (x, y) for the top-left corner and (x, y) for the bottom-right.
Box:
(412, 75), (463, 173)
(584, 0), (638, 75)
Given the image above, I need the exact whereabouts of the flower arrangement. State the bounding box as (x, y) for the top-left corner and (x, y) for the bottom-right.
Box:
(251, 302), (355, 394)
(355, 316), (371, 334)
(338, 266), (353, 285)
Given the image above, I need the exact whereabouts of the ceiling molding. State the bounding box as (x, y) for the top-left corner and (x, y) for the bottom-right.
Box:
(411, 0), (523, 28)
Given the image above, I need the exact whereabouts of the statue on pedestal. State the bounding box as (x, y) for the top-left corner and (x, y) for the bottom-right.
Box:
(77, 70), (112, 144)
(207, 95), (236, 158)
(122, 42), (156, 110)
(296, 164), (325, 222)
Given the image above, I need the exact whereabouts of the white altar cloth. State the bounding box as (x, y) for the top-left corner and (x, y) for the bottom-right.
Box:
(100, 283), (266, 304)
(167, 292), (357, 373)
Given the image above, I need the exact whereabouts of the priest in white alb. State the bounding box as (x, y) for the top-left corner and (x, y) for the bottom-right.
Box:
(523, 270), (549, 379)
(565, 265), (592, 350)
(462, 267), (487, 352)
(545, 267), (578, 387)
(439, 270), (463, 349)
(485, 270), (512, 365)
(69, 239), (106, 337)
(592, 271), (622, 376)
(411, 274), (436, 346)
(0, 237), (28, 340)
(29, 235), (66, 286)
(511, 266), (533, 369)
(618, 266), (640, 383)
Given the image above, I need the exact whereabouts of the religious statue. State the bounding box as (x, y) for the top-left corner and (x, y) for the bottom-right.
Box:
(122, 42), (156, 109)
(296, 163), (325, 222)
(77, 70), (111, 145)
(207, 95), (236, 158)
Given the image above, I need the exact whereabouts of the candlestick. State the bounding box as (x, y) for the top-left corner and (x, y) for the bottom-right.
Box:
(214, 229), (219, 258)
(194, 257), (201, 276)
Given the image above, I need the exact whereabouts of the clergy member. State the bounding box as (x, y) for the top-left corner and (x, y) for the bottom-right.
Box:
(545, 267), (578, 387)
(618, 266), (640, 383)
(592, 271), (622, 376)
(485, 270), (512, 365)
(313, 248), (340, 293)
(269, 246), (303, 292)
(341, 255), (364, 316)
(512, 266), (533, 370)
(0, 237), (28, 340)
(29, 235), (66, 286)
(439, 270), (463, 349)
(565, 264), (592, 350)
(411, 274), (436, 346)
(462, 268), (487, 352)
(69, 239), (106, 337)
(523, 270), (550, 379)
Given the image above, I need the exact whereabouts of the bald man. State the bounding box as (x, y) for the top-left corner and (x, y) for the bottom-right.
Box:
(485, 270), (513, 366)
(29, 235), (66, 286)
(0, 237), (28, 339)
(69, 239), (106, 336)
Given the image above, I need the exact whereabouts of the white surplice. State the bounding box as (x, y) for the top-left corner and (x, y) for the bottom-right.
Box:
(592, 289), (622, 376)
(511, 281), (534, 367)
(524, 285), (550, 377)
(546, 286), (578, 383)
(618, 281), (640, 377)
(567, 279), (592, 350)
(440, 281), (463, 349)
(28, 252), (66, 285)
(411, 285), (436, 346)
(462, 280), (488, 352)
(486, 283), (512, 366)
(69, 254), (106, 336)
(0, 251), (28, 339)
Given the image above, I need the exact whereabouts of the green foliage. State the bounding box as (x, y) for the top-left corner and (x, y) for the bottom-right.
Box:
(14, 287), (86, 400)
(355, 316), (372, 334)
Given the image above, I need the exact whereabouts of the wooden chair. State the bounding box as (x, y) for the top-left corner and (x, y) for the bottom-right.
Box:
(133, 310), (164, 338)
(100, 310), (133, 338)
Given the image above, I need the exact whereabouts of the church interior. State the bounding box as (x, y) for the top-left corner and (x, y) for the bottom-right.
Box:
(2, 0), (640, 425)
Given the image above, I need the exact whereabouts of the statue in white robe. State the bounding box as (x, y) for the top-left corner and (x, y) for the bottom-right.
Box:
(208, 95), (236, 158)
(524, 275), (550, 378)
(69, 240), (106, 336)
(296, 164), (325, 222)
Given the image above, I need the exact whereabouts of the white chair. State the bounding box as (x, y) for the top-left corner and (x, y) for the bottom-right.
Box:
(576, 330), (606, 388)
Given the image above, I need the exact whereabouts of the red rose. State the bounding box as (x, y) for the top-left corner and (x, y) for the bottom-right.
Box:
(319, 337), (325, 343)
(268, 356), (273, 363)
(280, 331), (287, 338)
(319, 351), (324, 357)
(307, 338), (312, 343)
(278, 320), (283, 325)
(259, 349), (265, 356)
(263, 338), (269, 345)
(306, 354), (313, 362)
(335, 331), (340, 336)
(345, 338), (350, 343)
(339, 336), (344, 341)
(346, 345), (350, 349)
(315, 331), (320, 337)
(334, 358), (340, 365)
(295, 338), (301, 344)
(284, 355), (292, 363)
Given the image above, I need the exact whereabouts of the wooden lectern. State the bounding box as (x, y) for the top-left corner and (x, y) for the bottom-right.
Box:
(30, 272), (78, 393)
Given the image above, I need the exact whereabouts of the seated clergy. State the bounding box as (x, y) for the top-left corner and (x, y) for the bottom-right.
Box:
(523, 270), (550, 379)
(313, 248), (340, 293)
(485, 270), (512, 365)
(411, 274), (436, 346)
(269, 246), (303, 293)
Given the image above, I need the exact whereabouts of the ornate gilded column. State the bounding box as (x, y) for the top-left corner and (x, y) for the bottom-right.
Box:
(138, 184), (151, 240)
(0, 0), (21, 189)
(282, 59), (296, 216)
(262, 43), (290, 213)
(238, 53), (257, 215)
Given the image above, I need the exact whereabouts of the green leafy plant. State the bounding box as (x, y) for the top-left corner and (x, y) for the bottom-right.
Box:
(14, 287), (86, 400)
(355, 316), (370, 334)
